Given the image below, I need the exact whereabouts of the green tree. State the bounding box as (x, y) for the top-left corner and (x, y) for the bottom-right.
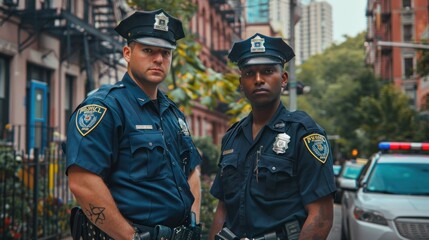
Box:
(356, 84), (417, 155)
(193, 137), (220, 175)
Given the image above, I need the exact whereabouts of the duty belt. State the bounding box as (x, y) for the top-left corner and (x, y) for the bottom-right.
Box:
(215, 220), (300, 240)
(134, 223), (201, 240)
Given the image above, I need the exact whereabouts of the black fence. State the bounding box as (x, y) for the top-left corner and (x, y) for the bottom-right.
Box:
(0, 142), (73, 239)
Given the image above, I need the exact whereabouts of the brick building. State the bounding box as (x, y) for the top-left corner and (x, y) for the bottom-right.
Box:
(365, 0), (429, 110)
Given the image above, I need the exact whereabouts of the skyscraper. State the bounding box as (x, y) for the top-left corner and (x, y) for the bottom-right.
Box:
(295, 0), (333, 64)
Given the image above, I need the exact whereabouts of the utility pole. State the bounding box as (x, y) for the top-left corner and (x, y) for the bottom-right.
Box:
(289, 0), (298, 111)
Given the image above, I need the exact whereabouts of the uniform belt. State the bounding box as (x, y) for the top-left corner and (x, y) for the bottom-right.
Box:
(133, 223), (194, 240)
(133, 223), (176, 239)
(253, 220), (300, 240)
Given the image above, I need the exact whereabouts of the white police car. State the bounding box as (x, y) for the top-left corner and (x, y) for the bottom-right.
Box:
(340, 142), (429, 240)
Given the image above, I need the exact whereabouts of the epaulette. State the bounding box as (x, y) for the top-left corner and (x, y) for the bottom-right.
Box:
(286, 110), (320, 131)
(221, 118), (246, 150)
(88, 83), (125, 101)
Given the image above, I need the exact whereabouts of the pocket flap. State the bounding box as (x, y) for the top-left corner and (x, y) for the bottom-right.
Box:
(220, 154), (238, 169)
(129, 132), (165, 153)
(259, 155), (294, 174)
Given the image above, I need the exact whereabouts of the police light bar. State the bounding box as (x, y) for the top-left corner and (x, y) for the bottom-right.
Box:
(378, 142), (429, 151)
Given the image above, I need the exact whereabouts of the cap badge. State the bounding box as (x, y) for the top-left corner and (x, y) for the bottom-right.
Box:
(273, 133), (290, 154)
(251, 35), (265, 53)
(154, 12), (169, 32)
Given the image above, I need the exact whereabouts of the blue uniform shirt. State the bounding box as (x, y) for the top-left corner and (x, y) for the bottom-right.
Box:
(66, 73), (201, 228)
(210, 103), (336, 238)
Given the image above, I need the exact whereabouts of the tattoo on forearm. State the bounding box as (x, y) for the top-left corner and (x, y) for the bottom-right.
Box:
(85, 203), (106, 224)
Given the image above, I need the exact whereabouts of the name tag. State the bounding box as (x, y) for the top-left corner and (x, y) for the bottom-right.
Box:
(222, 149), (234, 155)
(136, 125), (153, 130)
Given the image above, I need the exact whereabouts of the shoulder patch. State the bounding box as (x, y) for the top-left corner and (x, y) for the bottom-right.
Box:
(75, 104), (107, 136)
(303, 133), (329, 164)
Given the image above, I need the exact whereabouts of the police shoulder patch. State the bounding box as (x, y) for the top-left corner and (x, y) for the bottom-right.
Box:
(75, 104), (107, 136)
(303, 133), (329, 164)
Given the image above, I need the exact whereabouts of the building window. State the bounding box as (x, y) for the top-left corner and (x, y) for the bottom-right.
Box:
(0, 56), (10, 141)
(65, 75), (75, 132)
(403, 24), (413, 42)
(404, 57), (414, 78)
(403, 0), (411, 8)
(246, 0), (269, 23)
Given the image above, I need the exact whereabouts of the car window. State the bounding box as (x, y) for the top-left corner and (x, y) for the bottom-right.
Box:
(366, 162), (429, 195)
(342, 165), (363, 179)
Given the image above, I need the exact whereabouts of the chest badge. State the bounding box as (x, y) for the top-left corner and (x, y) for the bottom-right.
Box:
(75, 104), (107, 136)
(178, 118), (190, 136)
(272, 133), (290, 154)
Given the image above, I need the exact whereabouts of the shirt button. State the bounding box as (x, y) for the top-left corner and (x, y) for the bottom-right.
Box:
(149, 142), (153, 146)
(272, 166), (276, 171)
(172, 161), (176, 166)
(178, 187), (182, 191)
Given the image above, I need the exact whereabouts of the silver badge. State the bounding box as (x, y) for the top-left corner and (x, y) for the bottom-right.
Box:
(251, 35), (265, 53)
(273, 133), (290, 154)
(154, 12), (169, 32)
(178, 118), (190, 136)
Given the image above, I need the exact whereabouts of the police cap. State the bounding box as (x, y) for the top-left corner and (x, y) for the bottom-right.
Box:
(114, 9), (185, 50)
(228, 33), (295, 68)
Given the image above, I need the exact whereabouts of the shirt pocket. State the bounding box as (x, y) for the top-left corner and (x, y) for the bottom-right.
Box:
(129, 131), (167, 181)
(220, 154), (240, 197)
(252, 155), (297, 200)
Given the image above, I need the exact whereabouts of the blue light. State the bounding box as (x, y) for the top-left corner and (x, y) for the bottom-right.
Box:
(378, 142), (390, 150)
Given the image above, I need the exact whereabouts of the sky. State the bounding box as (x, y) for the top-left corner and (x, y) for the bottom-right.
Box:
(322, 0), (367, 43)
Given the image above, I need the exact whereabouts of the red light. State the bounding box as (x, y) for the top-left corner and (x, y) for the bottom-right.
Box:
(399, 143), (411, 150)
(422, 143), (429, 151)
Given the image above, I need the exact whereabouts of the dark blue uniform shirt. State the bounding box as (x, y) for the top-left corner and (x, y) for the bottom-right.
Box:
(66, 73), (201, 228)
(210, 103), (336, 238)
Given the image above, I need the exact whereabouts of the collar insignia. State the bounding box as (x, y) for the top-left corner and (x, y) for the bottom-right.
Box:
(273, 133), (290, 154)
(76, 104), (107, 136)
(274, 122), (286, 129)
(303, 133), (330, 164)
(154, 12), (169, 32)
(251, 35), (265, 53)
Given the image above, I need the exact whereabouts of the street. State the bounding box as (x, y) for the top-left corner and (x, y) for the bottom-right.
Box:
(327, 204), (342, 240)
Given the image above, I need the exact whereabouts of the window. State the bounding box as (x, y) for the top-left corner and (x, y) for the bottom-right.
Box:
(403, 24), (413, 41)
(404, 57), (414, 78)
(403, 0), (411, 8)
(0, 57), (9, 141)
(246, 0), (269, 23)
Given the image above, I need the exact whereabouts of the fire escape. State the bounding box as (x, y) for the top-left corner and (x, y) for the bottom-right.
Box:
(0, 0), (129, 90)
(209, 0), (243, 64)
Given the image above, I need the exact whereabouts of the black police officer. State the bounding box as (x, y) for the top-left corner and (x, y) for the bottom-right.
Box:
(66, 9), (201, 240)
(209, 33), (336, 240)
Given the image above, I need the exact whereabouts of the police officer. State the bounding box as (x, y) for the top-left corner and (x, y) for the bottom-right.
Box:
(209, 33), (336, 240)
(66, 9), (201, 240)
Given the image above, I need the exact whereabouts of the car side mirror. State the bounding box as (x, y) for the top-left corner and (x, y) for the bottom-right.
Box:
(339, 178), (358, 191)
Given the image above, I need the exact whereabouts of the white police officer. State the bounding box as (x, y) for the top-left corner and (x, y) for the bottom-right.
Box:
(209, 33), (336, 240)
(66, 9), (201, 240)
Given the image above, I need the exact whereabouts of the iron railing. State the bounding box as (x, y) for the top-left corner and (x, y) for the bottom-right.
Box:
(0, 142), (73, 239)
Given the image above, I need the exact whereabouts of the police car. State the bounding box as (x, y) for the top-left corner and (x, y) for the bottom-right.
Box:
(340, 142), (429, 240)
